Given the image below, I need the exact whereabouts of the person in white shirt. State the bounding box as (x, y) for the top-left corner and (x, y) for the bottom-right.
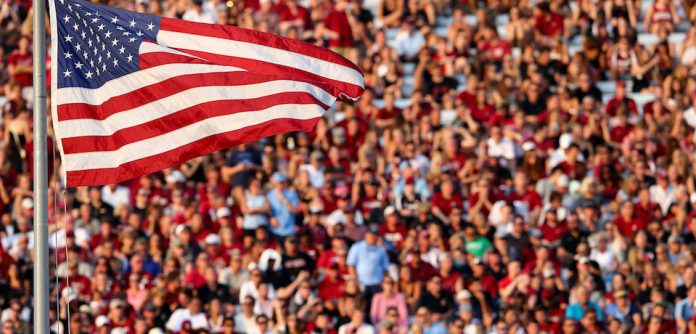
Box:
(239, 267), (276, 302)
(234, 296), (259, 334)
(182, 0), (216, 23)
(298, 151), (326, 188)
(101, 184), (130, 209)
(650, 171), (676, 215)
(394, 17), (424, 62)
(165, 297), (209, 332)
(338, 310), (375, 334)
(486, 126), (517, 161)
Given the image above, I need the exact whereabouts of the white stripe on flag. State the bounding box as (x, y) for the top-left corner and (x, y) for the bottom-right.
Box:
(156, 30), (364, 88)
(57, 80), (335, 137)
(62, 103), (327, 171)
(57, 62), (245, 105)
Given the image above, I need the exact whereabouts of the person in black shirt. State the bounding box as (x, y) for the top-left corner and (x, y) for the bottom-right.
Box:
(518, 83), (547, 116)
(560, 213), (589, 256)
(422, 64), (459, 103)
(417, 275), (454, 317)
(505, 216), (532, 261)
(571, 73), (603, 104)
(280, 236), (314, 287)
(197, 267), (231, 304)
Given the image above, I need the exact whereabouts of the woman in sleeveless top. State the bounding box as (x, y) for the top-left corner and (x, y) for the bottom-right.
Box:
(376, 0), (403, 28)
(679, 27), (696, 66)
(605, 0), (637, 36)
(241, 178), (270, 235)
(4, 109), (30, 174)
(644, 0), (680, 33)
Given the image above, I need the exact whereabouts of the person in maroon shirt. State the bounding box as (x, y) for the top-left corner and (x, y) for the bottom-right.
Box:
(321, 0), (354, 50)
(431, 178), (463, 224)
(468, 86), (495, 123)
(478, 27), (512, 64)
(506, 173), (542, 216)
(534, 2), (564, 38)
(406, 251), (437, 283)
(539, 209), (567, 247)
(605, 81), (638, 117)
(634, 187), (659, 226)
(614, 200), (644, 238)
(556, 144), (588, 181)
(438, 255), (461, 293)
(375, 94), (402, 127)
(609, 112), (634, 144)
(90, 220), (120, 252)
(380, 206), (407, 250)
(317, 264), (346, 301)
(7, 36), (32, 88)
(456, 76), (478, 108)
(277, 0), (312, 35)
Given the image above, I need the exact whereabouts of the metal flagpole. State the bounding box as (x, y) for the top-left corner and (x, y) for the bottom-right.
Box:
(33, 0), (50, 332)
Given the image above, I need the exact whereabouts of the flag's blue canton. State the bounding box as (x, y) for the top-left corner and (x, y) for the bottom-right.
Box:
(55, 0), (161, 89)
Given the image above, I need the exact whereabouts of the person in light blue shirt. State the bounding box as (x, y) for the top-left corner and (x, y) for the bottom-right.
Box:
(347, 224), (390, 290)
(411, 307), (446, 334)
(675, 286), (696, 332)
(266, 172), (299, 240)
(565, 286), (603, 321)
(241, 179), (270, 233)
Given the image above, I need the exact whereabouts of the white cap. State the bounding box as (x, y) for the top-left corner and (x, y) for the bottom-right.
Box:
(259, 249), (282, 271)
(556, 175), (569, 188)
(559, 133), (573, 149)
(21, 197), (33, 209)
(326, 212), (347, 226)
(217, 207), (231, 218)
(174, 224), (187, 236)
(165, 171), (185, 183)
(95, 315), (110, 327)
(384, 206), (396, 216)
(204, 233), (221, 245)
(522, 141), (536, 151)
(457, 289), (472, 300)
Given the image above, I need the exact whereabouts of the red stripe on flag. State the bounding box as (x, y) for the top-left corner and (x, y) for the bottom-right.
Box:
(158, 48), (362, 101)
(139, 51), (212, 68)
(65, 118), (318, 187)
(60, 92), (327, 154)
(159, 18), (362, 74)
(57, 71), (278, 121)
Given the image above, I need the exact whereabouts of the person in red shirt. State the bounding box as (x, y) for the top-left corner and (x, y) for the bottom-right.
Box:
(634, 187), (658, 226)
(614, 200), (644, 238)
(539, 209), (567, 246)
(610, 112), (634, 144)
(605, 81), (638, 117)
(321, 0), (354, 51)
(478, 27), (512, 64)
(438, 255), (461, 293)
(374, 93), (402, 127)
(278, 0), (312, 36)
(556, 144), (587, 181)
(456, 76), (478, 108)
(317, 264), (346, 301)
(380, 206), (407, 249)
(7, 36), (32, 88)
(431, 177), (463, 224)
(468, 86), (495, 122)
(534, 2), (564, 38)
(507, 173), (542, 216)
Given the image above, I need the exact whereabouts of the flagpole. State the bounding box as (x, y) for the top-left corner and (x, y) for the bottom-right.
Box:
(33, 0), (50, 332)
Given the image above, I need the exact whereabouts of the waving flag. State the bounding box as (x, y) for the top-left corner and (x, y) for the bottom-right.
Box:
(49, 0), (363, 187)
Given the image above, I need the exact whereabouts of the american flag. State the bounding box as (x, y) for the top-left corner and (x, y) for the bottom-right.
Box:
(49, 0), (364, 187)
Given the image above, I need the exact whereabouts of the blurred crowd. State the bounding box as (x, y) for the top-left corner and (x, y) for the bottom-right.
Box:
(3, 0), (696, 332)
